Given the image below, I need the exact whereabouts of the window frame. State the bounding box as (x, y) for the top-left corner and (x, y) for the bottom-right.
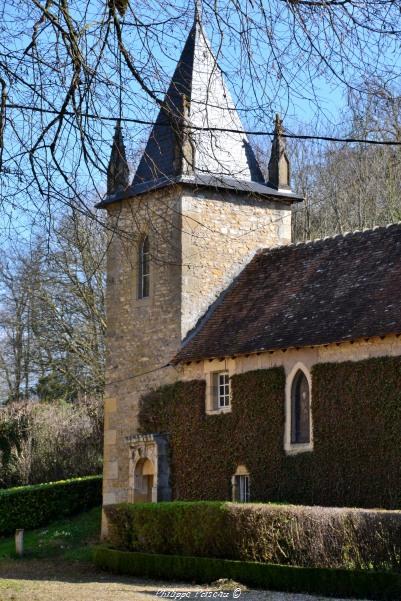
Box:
(284, 363), (313, 455)
(232, 465), (250, 503)
(206, 370), (232, 414)
(217, 371), (230, 408)
(138, 235), (150, 299)
(235, 474), (250, 503)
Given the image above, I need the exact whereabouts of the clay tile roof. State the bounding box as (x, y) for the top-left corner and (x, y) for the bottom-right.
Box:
(173, 223), (401, 363)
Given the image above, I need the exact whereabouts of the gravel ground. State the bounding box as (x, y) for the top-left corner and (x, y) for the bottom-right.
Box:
(0, 559), (364, 601)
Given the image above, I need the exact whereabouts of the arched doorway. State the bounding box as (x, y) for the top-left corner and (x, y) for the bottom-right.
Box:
(127, 433), (171, 503)
(134, 458), (155, 502)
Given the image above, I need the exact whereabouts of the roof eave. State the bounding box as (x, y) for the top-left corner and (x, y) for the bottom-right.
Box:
(171, 331), (401, 366)
(96, 176), (304, 209)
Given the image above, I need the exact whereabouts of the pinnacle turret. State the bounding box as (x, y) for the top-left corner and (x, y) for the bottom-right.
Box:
(268, 114), (291, 191)
(107, 120), (130, 195)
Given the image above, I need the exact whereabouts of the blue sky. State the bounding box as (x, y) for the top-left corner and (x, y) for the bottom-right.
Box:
(2, 0), (401, 244)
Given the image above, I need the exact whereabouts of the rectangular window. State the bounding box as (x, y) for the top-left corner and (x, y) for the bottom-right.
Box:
(235, 475), (250, 502)
(212, 371), (230, 410)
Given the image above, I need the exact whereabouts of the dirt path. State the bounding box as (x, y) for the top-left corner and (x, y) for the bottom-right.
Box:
(0, 559), (359, 601)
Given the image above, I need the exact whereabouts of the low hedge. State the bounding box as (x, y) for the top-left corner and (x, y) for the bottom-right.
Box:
(0, 475), (102, 535)
(104, 501), (401, 573)
(105, 501), (229, 559)
(93, 548), (401, 600)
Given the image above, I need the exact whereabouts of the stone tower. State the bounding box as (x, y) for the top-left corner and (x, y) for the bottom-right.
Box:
(99, 9), (302, 533)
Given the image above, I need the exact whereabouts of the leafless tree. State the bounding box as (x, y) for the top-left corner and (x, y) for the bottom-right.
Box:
(0, 399), (103, 487)
(1, 0), (401, 237)
(1, 2), (400, 400)
(0, 209), (106, 404)
(291, 81), (401, 241)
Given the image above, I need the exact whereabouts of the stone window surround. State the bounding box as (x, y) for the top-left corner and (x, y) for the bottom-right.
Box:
(126, 433), (171, 503)
(284, 362), (313, 455)
(204, 358), (234, 415)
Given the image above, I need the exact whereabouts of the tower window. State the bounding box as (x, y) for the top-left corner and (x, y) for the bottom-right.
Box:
(138, 235), (150, 299)
(291, 369), (310, 444)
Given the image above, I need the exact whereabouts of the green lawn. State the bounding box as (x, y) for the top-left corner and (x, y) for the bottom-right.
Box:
(0, 506), (101, 562)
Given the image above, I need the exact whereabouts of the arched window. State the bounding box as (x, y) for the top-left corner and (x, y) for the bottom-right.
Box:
(138, 235), (150, 298)
(291, 370), (310, 444)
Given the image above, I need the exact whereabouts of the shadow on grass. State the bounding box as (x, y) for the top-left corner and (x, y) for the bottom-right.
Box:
(0, 557), (215, 595)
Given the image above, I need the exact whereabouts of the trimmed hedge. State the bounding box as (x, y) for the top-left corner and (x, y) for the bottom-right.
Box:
(105, 501), (230, 559)
(0, 475), (102, 535)
(93, 548), (401, 600)
(104, 501), (401, 573)
(139, 357), (401, 508)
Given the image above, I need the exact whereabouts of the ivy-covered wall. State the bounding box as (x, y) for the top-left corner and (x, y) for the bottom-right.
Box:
(139, 356), (401, 508)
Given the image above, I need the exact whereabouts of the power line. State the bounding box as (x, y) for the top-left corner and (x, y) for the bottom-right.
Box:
(7, 103), (401, 146)
(105, 362), (171, 386)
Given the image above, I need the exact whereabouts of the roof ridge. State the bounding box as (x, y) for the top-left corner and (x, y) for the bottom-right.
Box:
(260, 221), (401, 255)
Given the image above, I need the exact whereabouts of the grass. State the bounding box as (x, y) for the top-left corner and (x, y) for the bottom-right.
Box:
(0, 579), (23, 592)
(0, 506), (101, 562)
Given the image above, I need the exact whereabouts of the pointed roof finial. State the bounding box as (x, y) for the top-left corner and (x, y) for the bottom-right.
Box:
(274, 113), (283, 136)
(107, 119), (130, 195)
(268, 113), (291, 191)
(194, 0), (202, 24)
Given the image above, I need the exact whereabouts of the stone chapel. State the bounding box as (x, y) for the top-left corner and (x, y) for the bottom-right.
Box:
(99, 10), (401, 534)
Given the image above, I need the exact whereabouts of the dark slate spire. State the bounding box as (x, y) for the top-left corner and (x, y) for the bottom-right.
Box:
(132, 6), (265, 186)
(268, 114), (291, 191)
(99, 8), (304, 207)
(107, 120), (130, 195)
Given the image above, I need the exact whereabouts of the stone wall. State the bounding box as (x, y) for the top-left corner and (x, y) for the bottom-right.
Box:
(102, 183), (291, 534)
(180, 190), (291, 336)
(102, 186), (182, 522)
